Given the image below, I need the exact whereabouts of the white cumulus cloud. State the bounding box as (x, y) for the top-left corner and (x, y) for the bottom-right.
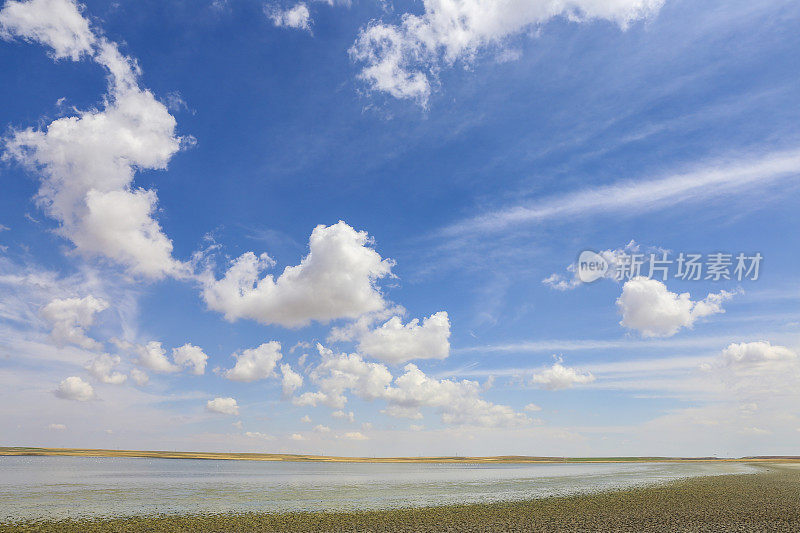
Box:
(172, 343), (208, 375)
(350, 0), (663, 103)
(292, 344), (392, 409)
(135, 341), (179, 373)
(332, 409), (355, 422)
(385, 363), (528, 426)
(203, 222), (394, 328)
(40, 295), (108, 350)
(339, 431), (368, 440)
(69, 188), (184, 279)
(293, 344), (527, 427)
(206, 397), (239, 415)
(531, 360), (594, 390)
(245, 431), (275, 440)
(718, 341), (797, 369)
(224, 341), (283, 382)
(54, 375), (94, 401)
(280, 363), (303, 395)
(357, 311), (450, 364)
(0, 0), (94, 60)
(1, 0), (188, 279)
(699, 341), (800, 398)
(617, 277), (736, 337)
(267, 3), (311, 32)
(86, 353), (126, 384)
(130, 368), (149, 386)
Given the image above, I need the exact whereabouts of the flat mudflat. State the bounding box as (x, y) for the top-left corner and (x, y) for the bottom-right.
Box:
(2, 464), (799, 532)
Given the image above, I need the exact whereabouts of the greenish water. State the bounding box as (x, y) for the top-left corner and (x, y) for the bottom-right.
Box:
(0, 456), (755, 521)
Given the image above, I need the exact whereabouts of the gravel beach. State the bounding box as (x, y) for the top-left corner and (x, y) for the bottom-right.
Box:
(2, 464), (799, 532)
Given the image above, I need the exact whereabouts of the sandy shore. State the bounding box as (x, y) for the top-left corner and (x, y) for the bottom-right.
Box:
(2, 464), (799, 532)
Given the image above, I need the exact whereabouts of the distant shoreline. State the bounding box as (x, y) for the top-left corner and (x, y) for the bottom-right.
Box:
(2, 446), (799, 464)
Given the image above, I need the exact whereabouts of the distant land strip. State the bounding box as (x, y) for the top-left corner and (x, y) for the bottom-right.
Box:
(2, 447), (800, 464)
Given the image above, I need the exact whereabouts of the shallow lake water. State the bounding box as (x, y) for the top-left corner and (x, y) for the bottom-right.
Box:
(0, 456), (756, 520)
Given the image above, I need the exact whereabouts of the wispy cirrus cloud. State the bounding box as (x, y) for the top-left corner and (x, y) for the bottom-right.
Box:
(455, 334), (757, 356)
(440, 148), (800, 238)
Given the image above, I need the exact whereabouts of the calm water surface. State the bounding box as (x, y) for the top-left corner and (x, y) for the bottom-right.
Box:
(0, 456), (756, 520)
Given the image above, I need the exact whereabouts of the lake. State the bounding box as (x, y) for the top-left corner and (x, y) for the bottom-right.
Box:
(0, 456), (756, 521)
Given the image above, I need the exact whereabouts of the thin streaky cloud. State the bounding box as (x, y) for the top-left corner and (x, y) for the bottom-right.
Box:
(454, 335), (756, 355)
(442, 148), (800, 237)
(446, 354), (714, 379)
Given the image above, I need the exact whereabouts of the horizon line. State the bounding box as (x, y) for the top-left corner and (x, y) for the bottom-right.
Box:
(2, 446), (798, 464)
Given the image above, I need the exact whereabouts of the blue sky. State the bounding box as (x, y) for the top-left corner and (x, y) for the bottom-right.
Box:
(0, 0), (799, 457)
